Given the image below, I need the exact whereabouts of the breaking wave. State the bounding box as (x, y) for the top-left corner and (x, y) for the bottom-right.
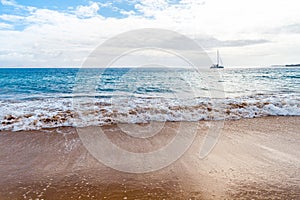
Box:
(1, 93), (299, 131)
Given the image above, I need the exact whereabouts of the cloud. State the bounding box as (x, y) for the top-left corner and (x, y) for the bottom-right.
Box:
(219, 39), (270, 47)
(0, 0), (299, 67)
(0, 0), (17, 6)
(269, 23), (300, 34)
(0, 0), (35, 11)
(0, 14), (25, 22)
(282, 24), (300, 33)
(120, 10), (136, 16)
(0, 22), (13, 29)
(193, 36), (270, 48)
(75, 2), (100, 18)
(134, 0), (170, 17)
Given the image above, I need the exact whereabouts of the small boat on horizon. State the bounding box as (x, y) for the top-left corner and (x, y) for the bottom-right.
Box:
(210, 50), (224, 69)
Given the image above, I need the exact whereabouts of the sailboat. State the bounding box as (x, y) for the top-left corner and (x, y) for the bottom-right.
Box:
(210, 50), (224, 69)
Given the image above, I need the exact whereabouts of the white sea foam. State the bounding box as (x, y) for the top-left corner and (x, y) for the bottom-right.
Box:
(0, 94), (299, 131)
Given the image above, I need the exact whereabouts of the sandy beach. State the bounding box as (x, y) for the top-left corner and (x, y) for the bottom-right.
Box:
(1, 0), (300, 199)
(0, 117), (299, 199)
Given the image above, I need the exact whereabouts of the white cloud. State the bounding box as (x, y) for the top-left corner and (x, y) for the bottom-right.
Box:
(0, 14), (25, 22)
(120, 10), (136, 16)
(0, 0), (17, 6)
(0, 0), (36, 11)
(0, 22), (13, 29)
(75, 2), (101, 18)
(0, 0), (299, 67)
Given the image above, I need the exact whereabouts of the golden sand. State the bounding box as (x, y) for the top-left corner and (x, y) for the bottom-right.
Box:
(0, 117), (299, 199)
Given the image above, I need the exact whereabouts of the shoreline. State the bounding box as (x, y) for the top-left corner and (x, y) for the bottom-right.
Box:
(0, 116), (299, 199)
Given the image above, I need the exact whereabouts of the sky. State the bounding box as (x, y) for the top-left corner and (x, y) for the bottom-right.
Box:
(0, 0), (299, 67)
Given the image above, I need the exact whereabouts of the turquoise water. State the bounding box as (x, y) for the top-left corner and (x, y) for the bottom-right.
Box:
(0, 67), (299, 131)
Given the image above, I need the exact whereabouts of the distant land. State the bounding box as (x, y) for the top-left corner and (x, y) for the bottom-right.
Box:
(271, 64), (300, 67)
(285, 64), (300, 67)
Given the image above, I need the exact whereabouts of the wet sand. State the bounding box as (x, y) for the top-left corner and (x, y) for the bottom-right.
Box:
(0, 117), (299, 199)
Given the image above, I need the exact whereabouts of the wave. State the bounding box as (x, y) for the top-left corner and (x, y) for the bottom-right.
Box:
(0, 94), (299, 131)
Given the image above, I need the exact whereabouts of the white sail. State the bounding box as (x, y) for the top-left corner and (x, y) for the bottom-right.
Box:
(210, 50), (224, 69)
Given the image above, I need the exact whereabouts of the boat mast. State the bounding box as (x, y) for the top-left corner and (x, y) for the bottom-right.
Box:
(217, 50), (219, 66)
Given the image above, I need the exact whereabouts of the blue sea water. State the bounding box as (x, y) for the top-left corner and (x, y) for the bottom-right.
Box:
(0, 67), (299, 131)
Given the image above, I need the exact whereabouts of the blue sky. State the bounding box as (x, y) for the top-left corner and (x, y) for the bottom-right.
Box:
(0, 0), (140, 23)
(0, 0), (299, 67)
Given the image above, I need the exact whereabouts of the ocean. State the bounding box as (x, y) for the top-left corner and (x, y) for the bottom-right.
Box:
(0, 67), (299, 131)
